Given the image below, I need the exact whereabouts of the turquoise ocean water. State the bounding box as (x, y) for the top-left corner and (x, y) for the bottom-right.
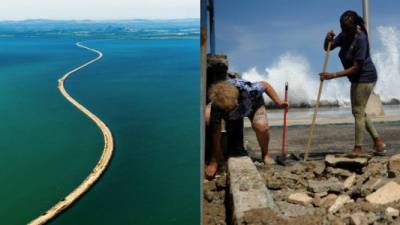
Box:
(0, 37), (199, 224)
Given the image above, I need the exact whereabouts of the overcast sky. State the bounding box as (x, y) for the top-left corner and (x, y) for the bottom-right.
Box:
(0, 0), (199, 20)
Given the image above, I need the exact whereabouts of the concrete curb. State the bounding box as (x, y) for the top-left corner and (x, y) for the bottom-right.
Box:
(227, 156), (276, 224)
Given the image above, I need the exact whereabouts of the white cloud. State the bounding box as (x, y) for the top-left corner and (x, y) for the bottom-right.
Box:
(0, 0), (199, 20)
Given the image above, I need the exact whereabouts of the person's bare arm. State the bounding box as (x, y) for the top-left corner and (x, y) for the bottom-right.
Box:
(320, 60), (361, 80)
(261, 81), (288, 109)
(210, 122), (222, 161)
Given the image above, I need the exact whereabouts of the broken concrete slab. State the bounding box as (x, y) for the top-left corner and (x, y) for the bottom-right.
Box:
(314, 191), (328, 198)
(326, 167), (353, 178)
(319, 194), (338, 208)
(366, 181), (400, 205)
(228, 156), (277, 224)
(325, 154), (368, 168)
(360, 177), (386, 196)
(328, 195), (353, 214)
(288, 193), (313, 206)
(288, 163), (307, 175)
(276, 201), (315, 218)
(389, 154), (400, 177)
(385, 207), (399, 218)
(309, 161), (325, 176)
(366, 177), (384, 190)
(350, 212), (366, 225)
(346, 173), (370, 197)
(343, 173), (356, 190)
(279, 171), (300, 181)
(240, 207), (289, 225)
(308, 177), (344, 193)
(364, 159), (388, 177)
(265, 176), (284, 190)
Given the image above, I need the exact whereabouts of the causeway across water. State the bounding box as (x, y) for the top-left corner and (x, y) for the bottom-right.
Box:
(29, 43), (114, 225)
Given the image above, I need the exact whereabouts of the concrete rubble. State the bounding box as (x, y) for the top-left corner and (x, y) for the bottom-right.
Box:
(328, 195), (353, 213)
(204, 153), (400, 225)
(343, 173), (356, 190)
(325, 154), (369, 168)
(385, 207), (399, 218)
(254, 154), (400, 224)
(287, 193), (313, 206)
(366, 181), (400, 204)
(389, 154), (400, 177)
(350, 211), (366, 225)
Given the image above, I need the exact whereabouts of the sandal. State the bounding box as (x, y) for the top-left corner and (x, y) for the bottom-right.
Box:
(373, 137), (387, 156)
(350, 146), (362, 158)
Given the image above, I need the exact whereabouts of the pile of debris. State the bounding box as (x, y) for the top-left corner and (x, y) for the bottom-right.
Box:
(256, 154), (400, 225)
(203, 170), (228, 225)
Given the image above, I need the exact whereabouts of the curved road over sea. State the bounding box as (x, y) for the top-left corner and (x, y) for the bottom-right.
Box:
(29, 43), (114, 225)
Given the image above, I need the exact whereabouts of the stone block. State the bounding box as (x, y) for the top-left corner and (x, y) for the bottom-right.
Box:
(366, 181), (400, 205)
(325, 155), (368, 168)
(228, 156), (277, 224)
(308, 177), (344, 193)
(344, 173), (356, 190)
(288, 193), (313, 206)
(385, 207), (399, 218)
(320, 194), (337, 208)
(350, 212), (366, 225)
(389, 154), (400, 177)
(328, 195), (353, 214)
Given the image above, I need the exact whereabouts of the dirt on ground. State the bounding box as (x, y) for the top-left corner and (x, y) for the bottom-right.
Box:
(203, 165), (228, 225)
(203, 122), (400, 225)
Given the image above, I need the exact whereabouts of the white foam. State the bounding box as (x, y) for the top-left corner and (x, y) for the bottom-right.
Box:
(243, 53), (349, 106)
(242, 25), (400, 107)
(373, 26), (400, 102)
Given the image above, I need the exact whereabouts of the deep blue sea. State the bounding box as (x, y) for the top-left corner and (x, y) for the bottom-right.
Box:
(0, 37), (199, 224)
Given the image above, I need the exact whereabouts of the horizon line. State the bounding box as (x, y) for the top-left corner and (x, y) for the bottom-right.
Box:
(0, 18), (200, 22)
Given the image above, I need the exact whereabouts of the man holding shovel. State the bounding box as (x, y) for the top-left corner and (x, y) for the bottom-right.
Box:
(319, 10), (386, 157)
(205, 78), (288, 179)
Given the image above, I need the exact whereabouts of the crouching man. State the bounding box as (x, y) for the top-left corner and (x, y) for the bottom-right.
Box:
(205, 79), (288, 179)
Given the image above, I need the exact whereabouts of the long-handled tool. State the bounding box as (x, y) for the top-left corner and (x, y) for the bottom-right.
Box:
(304, 41), (332, 161)
(276, 82), (296, 166)
(281, 82), (289, 157)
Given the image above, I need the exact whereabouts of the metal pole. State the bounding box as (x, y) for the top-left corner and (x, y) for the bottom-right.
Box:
(362, 0), (371, 43)
(208, 0), (216, 55)
(200, 1), (208, 223)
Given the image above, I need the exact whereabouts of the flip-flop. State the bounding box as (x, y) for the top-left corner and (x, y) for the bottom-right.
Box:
(373, 143), (387, 156)
(373, 149), (387, 156)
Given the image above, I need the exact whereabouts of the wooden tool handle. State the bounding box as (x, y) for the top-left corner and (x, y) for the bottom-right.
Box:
(304, 41), (332, 161)
(281, 82), (288, 157)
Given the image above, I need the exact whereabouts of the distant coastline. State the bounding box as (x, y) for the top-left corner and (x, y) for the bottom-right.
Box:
(0, 19), (200, 39)
(29, 42), (114, 225)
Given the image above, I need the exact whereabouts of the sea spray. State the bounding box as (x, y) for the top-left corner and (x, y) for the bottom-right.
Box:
(373, 26), (400, 103)
(243, 53), (349, 107)
(243, 26), (400, 107)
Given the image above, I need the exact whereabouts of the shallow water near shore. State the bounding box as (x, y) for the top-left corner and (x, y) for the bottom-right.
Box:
(0, 37), (199, 224)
